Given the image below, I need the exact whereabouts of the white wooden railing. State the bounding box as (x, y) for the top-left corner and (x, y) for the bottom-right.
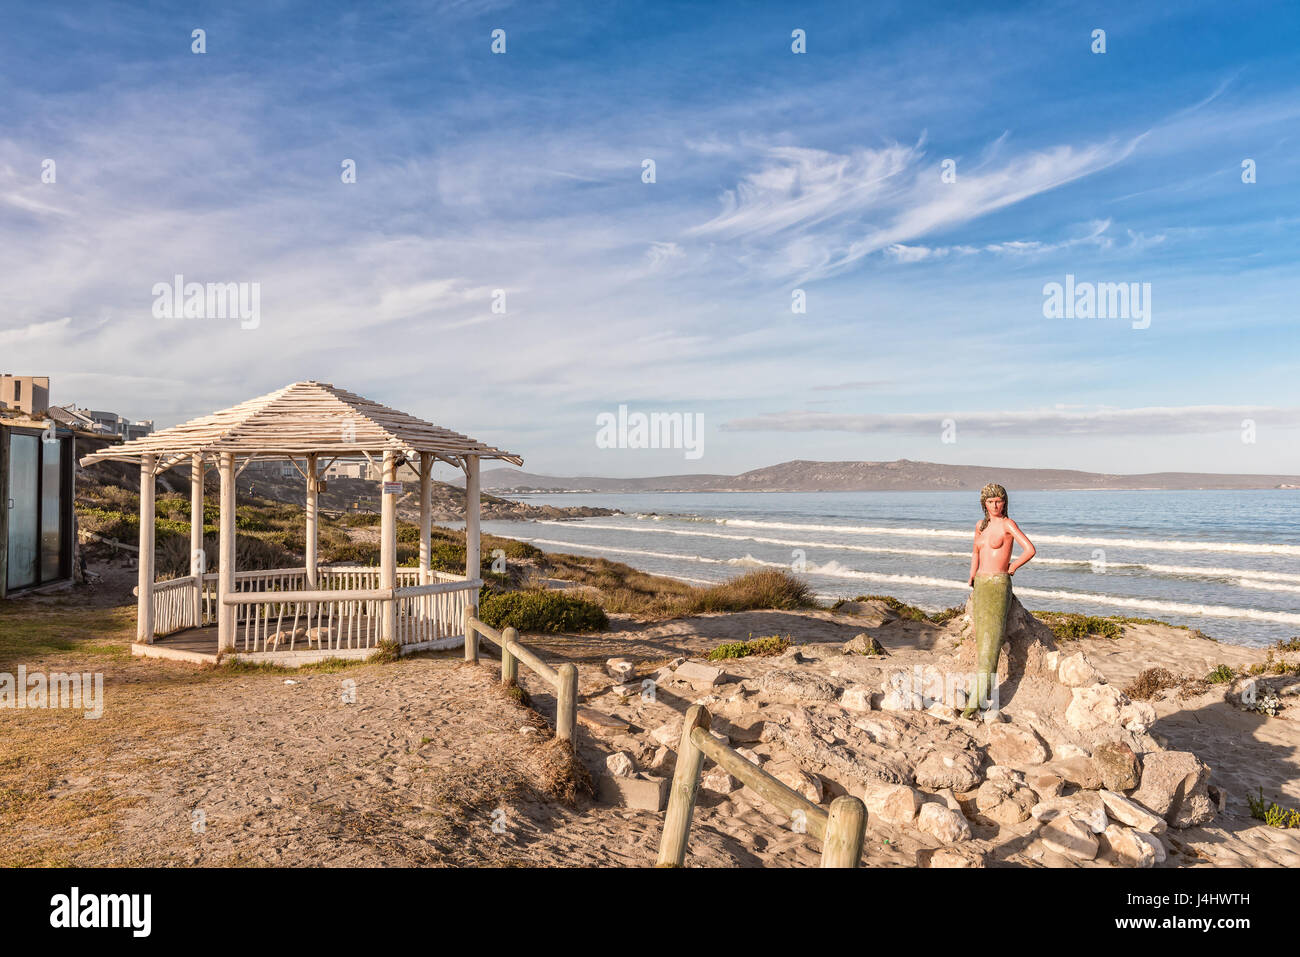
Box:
(150, 565), (476, 653)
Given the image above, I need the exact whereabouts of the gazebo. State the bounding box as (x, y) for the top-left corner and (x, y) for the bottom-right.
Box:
(79, 381), (522, 666)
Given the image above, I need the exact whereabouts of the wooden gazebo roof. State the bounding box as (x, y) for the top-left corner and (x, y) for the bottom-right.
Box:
(79, 380), (522, 469)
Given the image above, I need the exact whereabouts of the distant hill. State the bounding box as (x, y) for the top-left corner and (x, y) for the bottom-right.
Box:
(481, 459), (1300, 493)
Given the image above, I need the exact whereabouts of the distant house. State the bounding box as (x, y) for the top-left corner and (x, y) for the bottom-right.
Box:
(1, 416), (75, 598)
(0, 374), (51, 416)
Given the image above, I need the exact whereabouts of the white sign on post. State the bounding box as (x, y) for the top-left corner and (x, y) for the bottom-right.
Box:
(383, 482), (403, 495)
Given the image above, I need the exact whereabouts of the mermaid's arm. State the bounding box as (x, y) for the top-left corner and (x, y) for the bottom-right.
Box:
(968, 523), (980, 585)
(1006, 519), (1036, 574)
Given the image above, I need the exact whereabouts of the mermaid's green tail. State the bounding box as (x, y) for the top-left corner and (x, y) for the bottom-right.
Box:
(962, 573), (1012, 719)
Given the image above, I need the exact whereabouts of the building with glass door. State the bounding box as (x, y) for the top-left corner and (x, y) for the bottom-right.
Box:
(1, 420), (75, 598)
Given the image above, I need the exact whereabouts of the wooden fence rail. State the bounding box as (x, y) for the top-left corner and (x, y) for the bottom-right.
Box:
(464, 611), (578, 745)
(657, 704), (866, 868)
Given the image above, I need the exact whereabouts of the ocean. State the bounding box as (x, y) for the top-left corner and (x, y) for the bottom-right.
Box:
(479, 489), (1300, 648)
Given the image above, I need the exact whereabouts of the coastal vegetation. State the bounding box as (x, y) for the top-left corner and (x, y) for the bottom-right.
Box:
(707, 634), (792, 661)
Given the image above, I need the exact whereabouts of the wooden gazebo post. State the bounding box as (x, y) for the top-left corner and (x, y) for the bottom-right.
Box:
(418, 452), (434, 585)
(137, 454), (156, 643)
(380, 450), (397, 642)
(217, 451), (237, 653)
(464, 453), (480, 613)
(190, 453), (204, 627)
(305, 453), (319, 591)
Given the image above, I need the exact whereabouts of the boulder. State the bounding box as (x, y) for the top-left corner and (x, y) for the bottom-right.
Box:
(605, 657), (636, 681)
(596, 773), (669, 812)
(759, 669), (837, 702)
(1098, 789), (1167, 834)
(839, 687), (873, 712)
(928, 846), (987, 867)
(1094, 741), (1140, 791)
(1047, 756), (1103, 791)
(1120, 700), (1157, 733)
(722, 713), (768, 744)
(918, 802), (972, 844)
(858, 782), (921, 825)
(851, 713), (907, 748)
(1099, 824), (1157, 868)
(1037, 810), (1099, 860)
(1066, 684), (1129, 732)
(651, 720), (682, 749)
(975, 778), (1037, 825)
(1032, 791), (1107, 833)
(674, 660), (724, 691)
(735, 747), (762, 767)
(843, 633), (885, 656)
(915, 748), (982, 791)
(986, 723), (1049, 767)
(605, 751), (636, 778)
(1028, 771), (1064, 800)
(702, 766), (739, 794)
(1130, 751), (1215, 828)
(1058, 652), (1102, 688)
(1133, 829), (1167, 864)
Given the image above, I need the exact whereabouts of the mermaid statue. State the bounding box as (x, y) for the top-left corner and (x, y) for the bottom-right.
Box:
(962, 483), (1036, 719)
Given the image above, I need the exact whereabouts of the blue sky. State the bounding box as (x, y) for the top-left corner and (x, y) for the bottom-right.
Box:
(1, 0), (1298, 478)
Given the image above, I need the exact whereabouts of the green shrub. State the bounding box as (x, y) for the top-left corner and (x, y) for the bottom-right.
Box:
(708, 634), (791, 661)
(1249, 787), (1300, 828)
(477, 589), (608, 633)
(1206, 664), (1236, 684)
(1036, 613), (1121, 641)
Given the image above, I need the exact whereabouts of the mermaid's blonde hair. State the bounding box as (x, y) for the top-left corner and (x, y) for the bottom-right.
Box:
(978, 483), (1009, 533)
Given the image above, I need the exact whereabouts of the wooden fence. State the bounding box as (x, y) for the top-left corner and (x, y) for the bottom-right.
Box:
(657, 704), (867, 868)
(464, 611), (578, 745)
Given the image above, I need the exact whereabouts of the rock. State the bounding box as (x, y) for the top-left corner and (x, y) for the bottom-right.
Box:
(858, 782), (921, 825)
(596, 772), (669, 811)
(1132, 829), (1167, 863)
(771, 762), (823, 804)
(605, 657), (636, 681)
(986, 765), (1027, 786)
(1049, 756), (1103, 790)
(928, 846), (986, 867)
(1098, 789), (1168, 834)
(1120, 700), (1157, 733)
(1055, 743), (1091, 760)
(1094, 741), (1140, 791)
(735, 747), (762, 766)
(674, 660), (724, 691)
(1099, 824), (1156, 868)
(839, 686), (874, 712)
(982, 708), (1006, 724)
(605, 752), (636, 778)
(1130, 751), (1215, 828)
(1044, 651), (1060, 675)
(1032, 792), (1107, 833)
(1029, 771), (1064, 800)
(915, 748), (983, 791)
(918, 802), (972, 844)
(1207, 783), (1227, 813)
(880, 689), (924, 712)
(646, 746), (672, 772)
(1037, 810), (1099, 860)
(722, 713), (768, 744)
(577, 708), (630, 733)
(926, 703), (960, 722)
(850, 713), (906, 749)
(1058, 652), (1102, 688)
(650, 720), (681, 749)
(759, 669), (837, 702)
(986, 723), (1049, 767)
(843, 633), (885, 656)
(1066, 684), (1129, 732)
(702, 767), (739, 794)
(976, 778), (1037, 825)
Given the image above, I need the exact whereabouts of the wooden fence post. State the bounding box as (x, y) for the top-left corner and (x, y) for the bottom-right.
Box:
(501, 625), (519, 687)
(556, 662), (577, 744)
(463, 606), (478, 662)
(656, 704), (712, 867)
(820, 795), (866, 868)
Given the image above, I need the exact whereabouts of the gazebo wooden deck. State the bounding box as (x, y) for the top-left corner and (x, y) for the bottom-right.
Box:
(80, 381), (521, 666)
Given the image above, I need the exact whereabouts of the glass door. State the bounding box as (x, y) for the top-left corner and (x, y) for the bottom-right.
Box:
(6, 433), (39, 591)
